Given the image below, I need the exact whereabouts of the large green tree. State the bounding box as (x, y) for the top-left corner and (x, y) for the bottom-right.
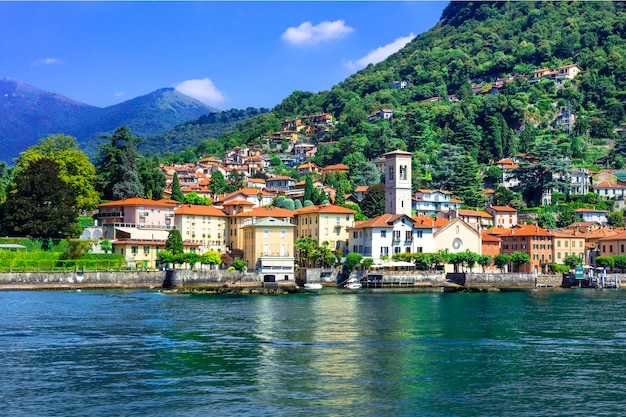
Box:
(3, 158), (80, 237)
(171, 173), (184, 202)
(137, 155), (166, 200)
(514, 140), (571, 207)
(95, 126), (144, 201)
(15, 134), (99, 212)
(360, 182), (386, 219)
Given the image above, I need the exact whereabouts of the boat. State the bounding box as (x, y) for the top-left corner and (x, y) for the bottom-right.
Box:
(344, 278), (362, 290)
(303, 283), (323, 291)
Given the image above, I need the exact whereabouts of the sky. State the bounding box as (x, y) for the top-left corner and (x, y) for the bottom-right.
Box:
(0, 1), (449, 111)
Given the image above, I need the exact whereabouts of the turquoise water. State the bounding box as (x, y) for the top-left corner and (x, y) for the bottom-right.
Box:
(1, 289), (626, 416)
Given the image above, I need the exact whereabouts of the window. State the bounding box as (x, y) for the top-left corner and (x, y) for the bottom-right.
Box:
(394, 247), (401, 254)
(381, 230), (387, 238)
(325, 228), (328, 236)
(144, 246), (150, 255)
(381, 246), (389, 255)
(264, 229), (269, 238)
(281, 229), (286, 238)
(336, 217), (340, 226)
(415, 230), (423, 238)
(131, 246), (138, 254)
(353, 231), (358, 238)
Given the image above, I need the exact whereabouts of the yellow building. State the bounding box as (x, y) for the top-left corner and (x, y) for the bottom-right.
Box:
(228, 207), (295, 255)
(294, 204), (356, 254)
(174, 204), (228, 252)
(113, 240), (200, 269)
(552, 231), (586, 264)
(241, 217), (296, 283)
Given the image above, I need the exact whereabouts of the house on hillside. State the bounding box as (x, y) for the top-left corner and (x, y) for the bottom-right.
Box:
(174, 204), (228, 252)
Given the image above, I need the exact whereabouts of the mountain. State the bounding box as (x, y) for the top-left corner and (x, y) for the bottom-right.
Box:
(140, 107), (271, 156)
(0, 78), (219, 162)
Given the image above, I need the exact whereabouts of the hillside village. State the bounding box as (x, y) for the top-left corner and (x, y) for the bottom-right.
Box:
(89, 137), (626, 280)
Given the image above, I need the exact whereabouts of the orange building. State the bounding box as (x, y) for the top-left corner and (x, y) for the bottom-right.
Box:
(491, 225), (554, 274)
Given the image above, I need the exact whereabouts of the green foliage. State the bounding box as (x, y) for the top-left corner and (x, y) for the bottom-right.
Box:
(614, 255), (626, 272)
(549, 263), (571, 274)
(14, 134), (100, 212)
(563, 254), (582, 270)
(510, 251), (531, 272)
(3, 158), (80, 238)
(360, 183), (385, 219)
(231, 259), (248, 271)
(494, 253), (512, 273)
(171, 173), (184, 203)
(595, 256), (615, 268)
(182, 192), (212, 206)
(209, 170), (228, 196)
(165, 229), (184, 255)
(343, 252), (363, 273)
(201, 250), (222, 267)
(95, 126), (144, 201)
(100, 239), (113, 254)
(607, 211), (624, 227)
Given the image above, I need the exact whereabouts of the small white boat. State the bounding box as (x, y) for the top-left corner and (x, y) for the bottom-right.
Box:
(303, 283), (323, 291)
(344, 278), (362, 290)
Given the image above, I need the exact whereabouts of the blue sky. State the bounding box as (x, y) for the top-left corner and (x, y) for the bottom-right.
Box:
(0, 1), (449, 110)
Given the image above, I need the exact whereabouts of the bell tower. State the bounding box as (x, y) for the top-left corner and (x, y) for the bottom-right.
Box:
(384, 150), (412, 216)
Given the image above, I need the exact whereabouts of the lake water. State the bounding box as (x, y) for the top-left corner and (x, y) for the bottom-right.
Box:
(1, 289), (626, 416)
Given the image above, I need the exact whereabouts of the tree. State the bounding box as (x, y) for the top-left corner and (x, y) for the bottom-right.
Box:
(614, 255), (626, 273)
(209, 170), (228, 197)
(477, 254), (493, 272)
(514, 140), (571, 207)
(15, 134), (99, 212)
(563, 254), (582, 271)
(360, 183), (385, 219)
(227, 170), (245, 192)
(3, 158), (80, 238)
(537, 211), (557, 230)
(343, 252), (363, 274)
(608, 211), (624, 227)
(510, 251), (530, 272)
(595, 256), (614, 269)
(138, 155), (166, 200)
(165, 229), (184, 255)
(231, 259), (248, 271)
(493, 253), (511, 273)
(171, 173), (184, 203)
(295, 237), (318, 268)
(95, 126), (144, 201)
(100, 239), (113, 254)
(201, 250), (222, 269)
(183, 192), (212, 206)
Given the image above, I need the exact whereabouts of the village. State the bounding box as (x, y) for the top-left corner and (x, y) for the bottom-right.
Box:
(87, 140), (626, 283)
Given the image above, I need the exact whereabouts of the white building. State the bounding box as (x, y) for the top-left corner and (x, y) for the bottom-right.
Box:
(385, 150), (413, 217)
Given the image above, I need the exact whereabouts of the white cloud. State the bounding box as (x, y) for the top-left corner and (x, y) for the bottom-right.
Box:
(175, 78), (226, 106)
(35, 57), (63, 65)
(114, 91), (125, 98)
(282, 20), (354, 45)
(344, 33), (416, 70)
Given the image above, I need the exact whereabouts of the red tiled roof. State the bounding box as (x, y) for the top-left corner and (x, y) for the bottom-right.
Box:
(295, 204), (356, 215)
(174, 204), (227, 217)
(99, 198), (178, 208)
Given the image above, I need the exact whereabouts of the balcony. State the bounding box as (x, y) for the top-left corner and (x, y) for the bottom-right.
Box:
(393, 235), (401, 241)
(258, 252), (291, 257)
(166, 212), (175, 218)
(140, 211), (149, 217)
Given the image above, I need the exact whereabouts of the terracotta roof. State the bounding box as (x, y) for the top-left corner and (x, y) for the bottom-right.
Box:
(174, 204), (227, 217)
(488, 206), (517, 212)
(574, 208), (609, 213)
(222, 199), (255, 206)
(321, 163), (350, 171)
(418, 189), (452, 195)
(355, 185), (369, 193)
(349, 214), (409, 230)
(267, 175), (295, 181)
(295, 204), (356, 215)
(458, 209), (493, 218)
(497, 225), (553, 237)
(232, 207), (295, 218)
(594, 182), (626, 189)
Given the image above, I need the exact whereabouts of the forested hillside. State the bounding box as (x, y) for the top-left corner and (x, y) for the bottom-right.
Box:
(169, 1), (626, 207)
